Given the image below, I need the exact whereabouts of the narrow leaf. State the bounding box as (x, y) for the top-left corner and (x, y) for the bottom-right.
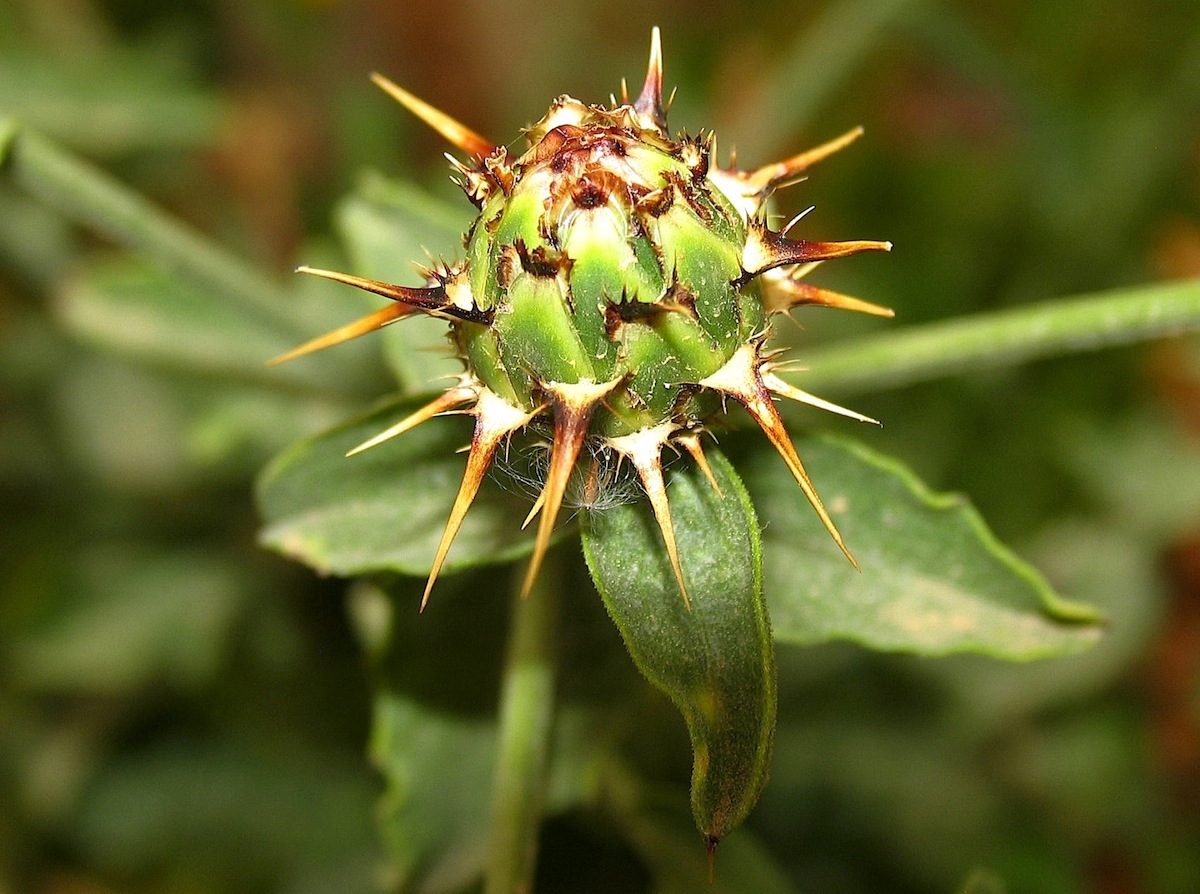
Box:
(53, 255), (382, 397)
(0, 49), (220, 154)
(581, 448), (775, 843)
(370, 689), (603, 894)
(741, 435), (1104, 658)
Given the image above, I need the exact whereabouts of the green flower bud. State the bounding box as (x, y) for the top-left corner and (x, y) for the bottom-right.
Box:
(272, 28), (891, 607)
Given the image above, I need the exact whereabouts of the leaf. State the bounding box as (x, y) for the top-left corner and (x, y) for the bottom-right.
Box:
(721, 0), (917, 159)
(8, 544), (247, 694)
(914, 519), (1166, 733)
(763, 715), (1003, 889)
(257, 396), (536, 579)
(581, 448), (775, 844)
(740, 434), (1103, 658)
(370, 690), (496, 894)
(73, 735), (377, 884)
(54, 255), (380, 397)
(336, 173), (474, 392)
(958, 869), (1009, 894)
(338, 172), (469, 268)
(0, 115), (19, 162)
(1061, 408), (1200, 540)
(0, 184), (76, 286)
(363, 572), (603, 894)
(47, 349), (350, 489)
(371, 688), (603, 894)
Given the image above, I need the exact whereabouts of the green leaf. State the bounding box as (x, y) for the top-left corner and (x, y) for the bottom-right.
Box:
(721, 0), (917, 159)
(53, 254), (379, 397)
(339, 172), (469, 267)
(257, 396), (535, 579)
(371, 690), (496, 893)
(6, 126), (319, 342)
(741, 434), (1103, 658)
(762, 715), (1004, 888)
(336, 172), (473, 392)
(0, 183), (76, 287)
(8, 544), (247, 694)
(363, 571), (602, 894)
(1061, 408), (1200, 540)
(917, 519), (1166, 732)
(370, 689), (603, 894)
(0, 115), (18, 161)
(581, 448), (775, 843)
(41, 344), (353, 491)
(958, 869), (1009, 894)
(73, 736), (377, 884)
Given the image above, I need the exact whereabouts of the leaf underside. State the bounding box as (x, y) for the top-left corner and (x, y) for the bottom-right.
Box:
(581, 447), (775, 843)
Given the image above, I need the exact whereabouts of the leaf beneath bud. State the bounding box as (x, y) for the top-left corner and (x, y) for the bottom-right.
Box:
(581, 447), (775, 846)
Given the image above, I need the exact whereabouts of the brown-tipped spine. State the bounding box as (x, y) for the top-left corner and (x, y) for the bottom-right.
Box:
(760, 370), (880, 426)
(295, 266), (491, 324)
(700, 345), (859, 570)
(744, 126), (865, 196)
(675, 430), (722, 495)
(742, 223), (892, 277)
(347, 384), (478, 457)
(267, 300), (418, 366)
(609, 424), (690, 607)
(422, 390), (537, 609)
(633, 27), (667, 131)
(371, 72), (499, 159)
(761, 271), (895, 318)
(521, 379), (621, 597)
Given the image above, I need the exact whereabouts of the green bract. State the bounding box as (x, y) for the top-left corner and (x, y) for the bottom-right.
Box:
(272, 28), (891, 607)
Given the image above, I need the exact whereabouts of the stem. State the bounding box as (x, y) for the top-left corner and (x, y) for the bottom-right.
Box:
(798, 277), (1200, 395)
(0, 118), (310, 340)
(485, 552), (562, 894)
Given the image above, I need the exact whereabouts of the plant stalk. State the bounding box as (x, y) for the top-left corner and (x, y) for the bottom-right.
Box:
(797, 277), (1200, 395)
(485, 552), (562, 894)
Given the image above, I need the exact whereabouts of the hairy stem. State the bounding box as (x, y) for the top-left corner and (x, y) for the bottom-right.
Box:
(798, 277), (1200, 395)
(485, 552), (562, 894)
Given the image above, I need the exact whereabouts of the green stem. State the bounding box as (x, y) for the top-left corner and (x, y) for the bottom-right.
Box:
(0, 118), (309, 340)
(798, 277), (1200, 395)
(485, 553), (562, 894)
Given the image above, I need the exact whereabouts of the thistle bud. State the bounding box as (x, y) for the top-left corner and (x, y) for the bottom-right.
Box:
(273, 28), (892, 608)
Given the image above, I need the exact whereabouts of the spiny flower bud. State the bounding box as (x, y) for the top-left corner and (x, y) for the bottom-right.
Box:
(271, 28), (891, 608)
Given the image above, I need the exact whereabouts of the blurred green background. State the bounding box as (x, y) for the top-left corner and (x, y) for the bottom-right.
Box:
(3, 0), (1200, 891)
